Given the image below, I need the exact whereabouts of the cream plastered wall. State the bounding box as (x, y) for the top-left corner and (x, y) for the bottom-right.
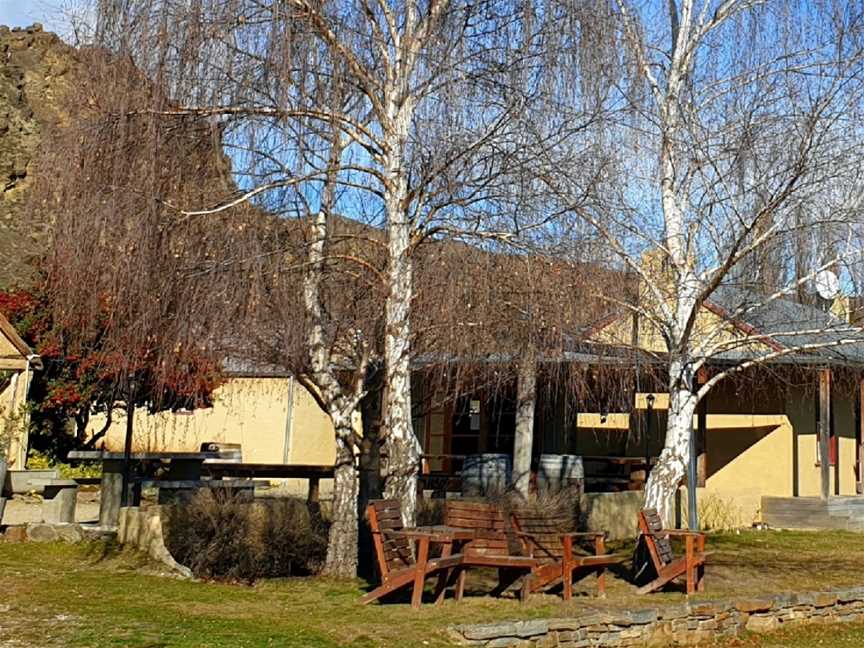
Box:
(87, 377), (345, 467)
(576, 397), (858, 527)
(790, 387), (858, 499)
(1, 371), (32, 468)
(699, 415), (793, 527)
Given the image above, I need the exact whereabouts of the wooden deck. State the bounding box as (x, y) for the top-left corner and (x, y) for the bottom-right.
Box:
(762, 496), (864, 531)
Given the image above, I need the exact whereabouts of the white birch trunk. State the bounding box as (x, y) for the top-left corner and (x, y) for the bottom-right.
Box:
(641, 5), (702, 526)
(512, 344), (537, 498)
(324, 419), (359, 576)
(304, 196), (362, 576)
(643, 357), (697, 526)
(381, 98), (421, 525)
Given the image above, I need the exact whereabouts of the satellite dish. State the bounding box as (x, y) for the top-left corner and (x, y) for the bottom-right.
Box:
(814, 269), (840, 300)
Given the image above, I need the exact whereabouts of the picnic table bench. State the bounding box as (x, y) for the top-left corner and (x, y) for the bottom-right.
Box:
(67, 450), (220, 528)
(363, 498), (623, 608)
(139, 478), (256, 504)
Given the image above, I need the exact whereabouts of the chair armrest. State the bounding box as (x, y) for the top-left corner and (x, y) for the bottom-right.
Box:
(663, 530), (705, 538)
(514, 530), (604, 539)
(640, 530), (704, 538)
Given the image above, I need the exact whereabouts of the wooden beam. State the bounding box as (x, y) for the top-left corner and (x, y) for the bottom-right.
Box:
(819, 369), (831, 501)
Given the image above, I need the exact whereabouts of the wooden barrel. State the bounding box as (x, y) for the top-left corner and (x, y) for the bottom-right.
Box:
(537, 454), (584, 494)
(461, 454), (512, 497)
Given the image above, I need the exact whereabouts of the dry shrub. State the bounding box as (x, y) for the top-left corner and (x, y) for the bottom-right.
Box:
(416, 497), (445, 526)
(498, 488), (581, 530)
(165, 490), (328, 582)
(696, 493), (747, 531)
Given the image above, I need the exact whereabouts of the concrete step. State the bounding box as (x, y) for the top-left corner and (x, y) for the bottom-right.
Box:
(761, 496), (863, 530)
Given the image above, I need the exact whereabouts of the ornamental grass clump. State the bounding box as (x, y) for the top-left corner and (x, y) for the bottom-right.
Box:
(165, 489), (328, 582)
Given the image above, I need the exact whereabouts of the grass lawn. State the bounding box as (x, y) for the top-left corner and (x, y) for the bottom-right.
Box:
(2, 530), (864, 647)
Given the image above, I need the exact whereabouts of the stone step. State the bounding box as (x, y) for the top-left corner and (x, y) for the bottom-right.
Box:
(762, 496), (864, 530)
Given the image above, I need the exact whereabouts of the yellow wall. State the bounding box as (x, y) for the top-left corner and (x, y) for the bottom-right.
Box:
(573, 387), (860, 527)
(1, 369), (33, 468)
(87, 377), (342, 467)
(700, 415), (792, 526)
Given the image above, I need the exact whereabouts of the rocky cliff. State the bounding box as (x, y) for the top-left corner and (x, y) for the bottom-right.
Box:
(0, 24), (78, 288)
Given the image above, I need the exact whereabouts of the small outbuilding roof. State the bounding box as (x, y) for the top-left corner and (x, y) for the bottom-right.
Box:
(0, 312), (41, 371)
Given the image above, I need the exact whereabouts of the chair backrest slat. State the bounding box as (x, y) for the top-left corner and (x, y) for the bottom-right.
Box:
(444, 500), (514, 557)
(368, 499), (413, 577)
(638, 508), (674, 567)
(510, 512), (571, 562)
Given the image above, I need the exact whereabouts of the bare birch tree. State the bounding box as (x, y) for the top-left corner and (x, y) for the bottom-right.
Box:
(542, 0), (864, 523)
(87, 0), (541, 524)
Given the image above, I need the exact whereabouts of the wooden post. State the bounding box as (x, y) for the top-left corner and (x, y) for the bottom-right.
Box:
(307, 476), (321, 504)
(696, 369), (708, 488)
(859, 379), (864, 494)
(696, 399), (707, 487)
(120, 392), (135, 508)
(819, 369), (831, 501)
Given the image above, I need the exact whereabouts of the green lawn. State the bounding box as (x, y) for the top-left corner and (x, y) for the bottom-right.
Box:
(2, 533), (864, 647)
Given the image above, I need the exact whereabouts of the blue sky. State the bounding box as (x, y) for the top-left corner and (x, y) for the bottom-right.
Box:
(0, 1), (67, 33)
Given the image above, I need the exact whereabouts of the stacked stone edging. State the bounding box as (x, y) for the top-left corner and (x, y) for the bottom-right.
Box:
(449, 587), (864, 646)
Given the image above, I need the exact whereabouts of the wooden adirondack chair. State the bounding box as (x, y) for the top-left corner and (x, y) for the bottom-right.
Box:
(443, 500), (538, 602)
(360, 499), (465, 608)
(511, 511), (620, 600)
(636, 508), (706, 595)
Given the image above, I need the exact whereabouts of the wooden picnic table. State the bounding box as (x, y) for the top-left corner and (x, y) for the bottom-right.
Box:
(67, 450), (220, 528)
(582, 456), (657, 491)
(388, 525), (534, 608)
(202, 462), (334, 503)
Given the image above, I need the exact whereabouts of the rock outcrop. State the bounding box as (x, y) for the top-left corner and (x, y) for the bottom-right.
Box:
(0, 24), (78, 288)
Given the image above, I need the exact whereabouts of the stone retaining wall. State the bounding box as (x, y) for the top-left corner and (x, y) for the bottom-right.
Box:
(449, 588), (864, 646)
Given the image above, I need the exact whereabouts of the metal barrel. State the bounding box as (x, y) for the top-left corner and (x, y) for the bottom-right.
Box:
(537, 454), (584, 493)
(461, 453), (512, 497)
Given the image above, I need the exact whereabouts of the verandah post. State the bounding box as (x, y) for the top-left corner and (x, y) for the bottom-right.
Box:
(819, 368), (831, 501)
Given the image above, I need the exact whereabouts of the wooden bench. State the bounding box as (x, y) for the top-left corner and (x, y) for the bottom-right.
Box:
(443, 500), (537, 602)
(636, 508), (706, 595)
(360, 499), (465, 608)
(511, 511), (621, 599)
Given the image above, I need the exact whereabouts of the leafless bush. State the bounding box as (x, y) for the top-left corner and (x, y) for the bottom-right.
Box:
(504, 489), (579, 530)
(165, 490), (328, 582)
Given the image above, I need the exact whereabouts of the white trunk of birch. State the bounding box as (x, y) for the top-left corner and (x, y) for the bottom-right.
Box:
(512, 344), (537, 498)
(325, 419), (359, 576)
(381, 98), (421, 525)
(640, 1), (702, 525)
(304, 200), (362, 577)
(643, 355), (698, 526)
